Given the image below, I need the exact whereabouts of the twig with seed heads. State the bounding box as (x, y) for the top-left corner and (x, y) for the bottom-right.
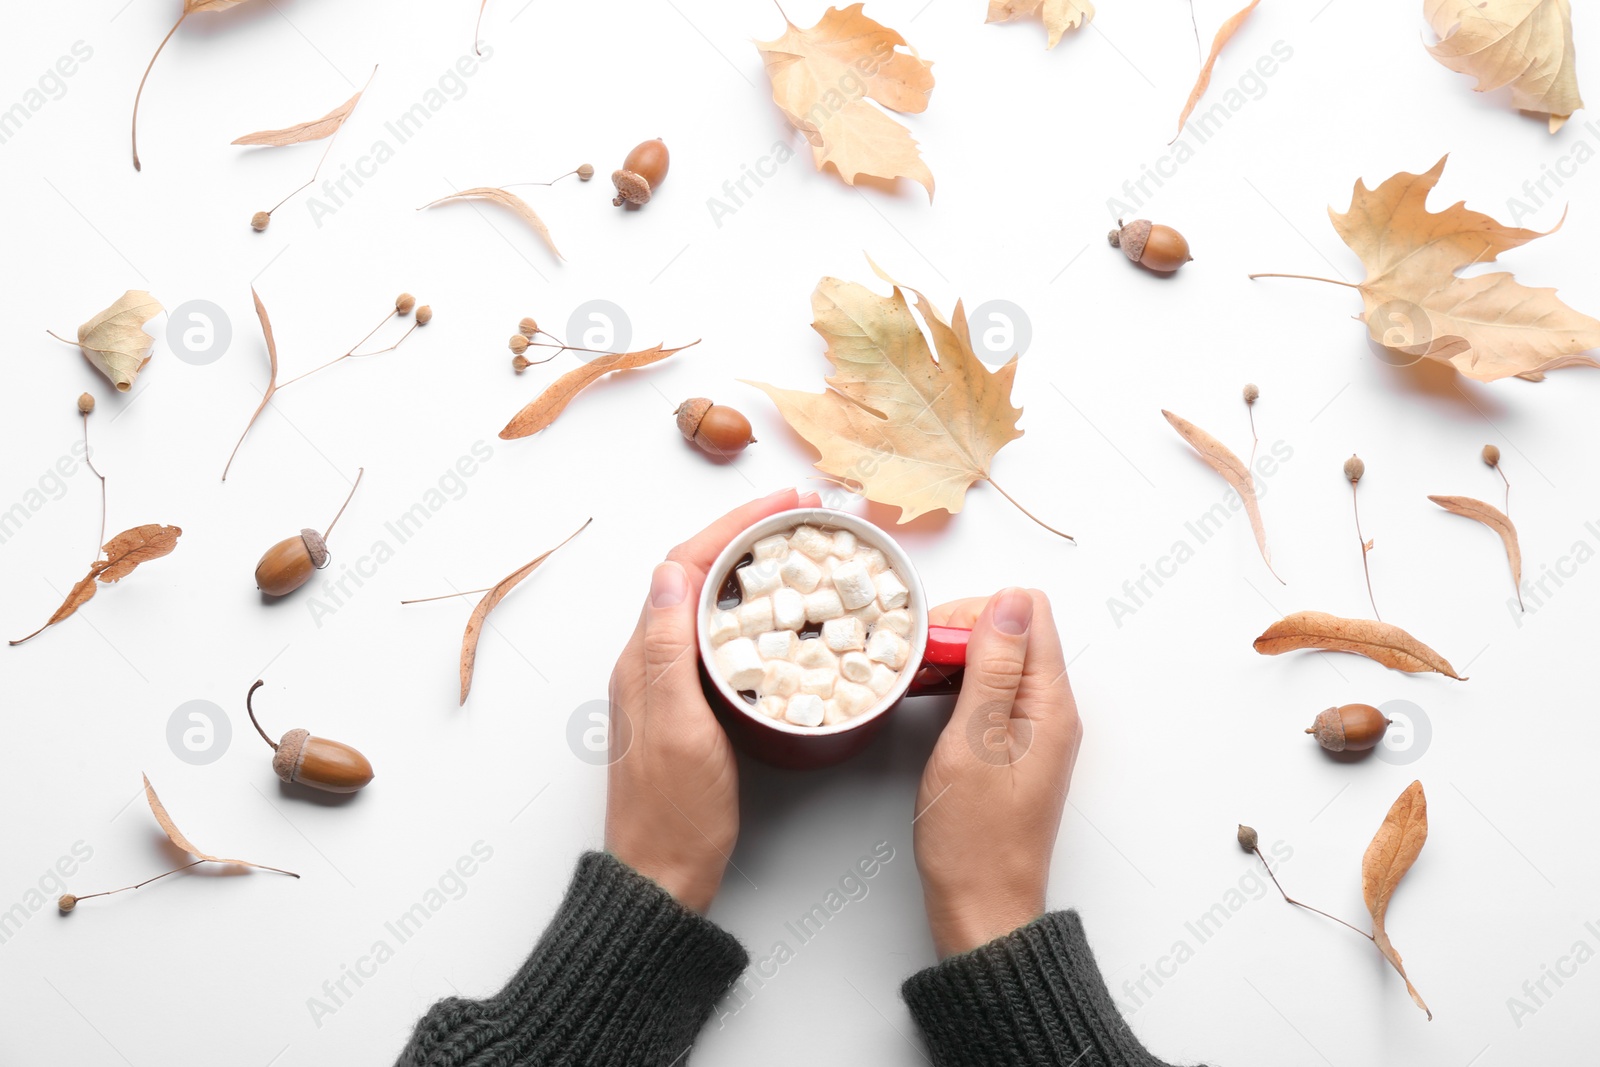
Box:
(1344, 454), (1380, 620)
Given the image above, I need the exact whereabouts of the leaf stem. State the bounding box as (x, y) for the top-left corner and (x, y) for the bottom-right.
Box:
(132, 11), (187, 171)
(83, 413), (107, 553)
(400, 587), (495, 605)
(246, 679), (278, 751)
(323, 468), (364, 540)
(1248, 273), (1360, 289)
(1251, 846), (1373, 941)
(1352, 483), (1381, 621)
(45, 330), (79, 348)
(72, 859), (207, 903)
(985, 478), (1075, 542)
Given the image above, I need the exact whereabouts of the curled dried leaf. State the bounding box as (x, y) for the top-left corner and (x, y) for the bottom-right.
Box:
(459, 519), (592, 704)
(1425, 0), (1582, 132)
(1429, 495), (1523, 610)
(143, 774), (298, 877)
(51, 291), (164, 392)
(1163, 409), (1281, 582)
(985, 0), (1094, 49)
(419, 187), (563, 260)
(499, 342), (698, 439)
(10, 524), (182, 645)
(1252, 611), (1465, 679)
(1173, 0), (1261, 141)
(1362, 780), (1432, 1019)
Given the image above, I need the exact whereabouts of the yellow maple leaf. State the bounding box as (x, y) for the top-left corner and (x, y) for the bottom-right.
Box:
(755, 4), (936, 199)
(745, 262), (1068, 538)
(1425, 0), (1583, 133)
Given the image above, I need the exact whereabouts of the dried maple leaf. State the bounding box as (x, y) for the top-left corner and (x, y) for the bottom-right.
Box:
(756, 4), (936, 199)
(1252, 611), (1465, 679)
(1425, 0), (1582, 133)
(746, 262), (1069, 538)
(458, 519), (591, 704)
(1429, 495), (1523, 609)
(10, 524), (182, 645)
(1362, 780), (1432, 1018)
(1256, 157), (1600, 382)
(132, 0), (258, 170)
(499, 342), (698, 439)
(985, 0), (1094, 49)
(419, 187), (563, 260)
(143, 774), (298, 877)
(1174, 0), (1261, 140)
(1163, 409), (1281, 582)
(48, 291), (163, 393)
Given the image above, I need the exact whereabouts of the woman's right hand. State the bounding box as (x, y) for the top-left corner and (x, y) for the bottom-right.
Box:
(912, 589), (1083, 958)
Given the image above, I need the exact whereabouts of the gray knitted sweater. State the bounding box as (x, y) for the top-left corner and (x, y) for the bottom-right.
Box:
(396, 852), (1182, 1066)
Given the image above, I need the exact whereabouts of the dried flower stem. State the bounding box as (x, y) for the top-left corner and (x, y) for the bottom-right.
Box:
(1352, 483), (1381, 621)
(82, 412), (107, 552)
(274, 311), (404, 389)
(324, 468), (364, 540)
(69, 859), (207, 905)
(1245, 403), (1259, 473)
(1250, 845), (1373, 941)
(503, 170), (586, 189)
(1495, 463), (1511, 518)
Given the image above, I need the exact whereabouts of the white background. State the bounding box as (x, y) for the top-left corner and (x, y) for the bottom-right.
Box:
(3, 1), (1599, 1064)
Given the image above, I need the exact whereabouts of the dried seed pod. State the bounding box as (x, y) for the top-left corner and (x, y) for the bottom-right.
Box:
(613, 138), (669, 207)
(576, 163), (595, 181)
(1344, 454), (1365, 483)
(255, 470), (363, 597)
(248, 681), (374, 793)
(58, 894), (78, 913)
(510, 334), (530, 355)
(77, 392), (96, 415)
(251, 211), (272, 232)
(676, 398), (755, 456)
(415, 305), (433, 326)
(1109, 218), (1192, 273)
(513, 354), (532, 373)
(1482, 444), (1501, 467)
(1243, 383), (1259, 405)
(1237, 824), (1258, 851)
(396, 293), (417, 315)
(1306, 703), (1391, 753)
(518, 316), (539, 339)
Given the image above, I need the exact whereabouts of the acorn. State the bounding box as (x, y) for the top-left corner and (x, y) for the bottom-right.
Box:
(676, 398), (754, 456)
(613, 138), (669, 207)
(1306, 703), (1391, 753)
(1108, 218), (1192, 273)
(255, 469), (363, 597)
(247, 680), (374, 793)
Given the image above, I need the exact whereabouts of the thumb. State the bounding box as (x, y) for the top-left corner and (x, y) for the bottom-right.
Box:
(943, 588), (1033, 766)
(640, 560), (705, 714)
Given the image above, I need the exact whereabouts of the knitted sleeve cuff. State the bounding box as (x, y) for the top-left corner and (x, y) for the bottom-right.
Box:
(902, 910), (1189, 1067)
(397, 851), (749, 1067)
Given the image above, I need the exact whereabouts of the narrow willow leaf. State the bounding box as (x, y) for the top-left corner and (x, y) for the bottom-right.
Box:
(419, 187), (564, 259)
(1428, 494), (1522, 609)
(499, 342), (697, 439)
(1253, 611), (1465, 679)
(1362, 780), (1432, 1019)
(1163, 409), (1282, 582)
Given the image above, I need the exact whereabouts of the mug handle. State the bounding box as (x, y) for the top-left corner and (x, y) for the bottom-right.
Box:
(907, 625), (970, 697)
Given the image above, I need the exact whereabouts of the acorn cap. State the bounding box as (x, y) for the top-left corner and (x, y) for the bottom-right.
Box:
(612, 169), (652, 206)
(1108, 219), (1151, 263)
(1306, 706), (1347, 751)
(300, 529), (329, 569)
(272, 728), (311, 783)
(676, 398), (712, 441)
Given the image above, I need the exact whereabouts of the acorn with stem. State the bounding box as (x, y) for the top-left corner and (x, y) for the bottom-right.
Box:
(247, 679), (375, 793)
(255, 468), (364, 597)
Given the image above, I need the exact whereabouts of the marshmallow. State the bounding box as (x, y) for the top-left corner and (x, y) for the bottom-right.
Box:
(833, 680), (877, 717)
(758, 630), (798, 661)
(791, 525), (834, 561)
(772, 587), (807, 632)
(752, 533), (789, 561)
(715, 638), (764, 691)
(758, 695), (789, 720)
(760, 659), (802, 697)
(866, 628), (909, 670)
(738, 597), (774, 637)
(786, 693), (825, 727)
(831, 530), (857, 557)
(849, 600), (883, 627)
(840, 652), (873, 684)
(780, 551), (823, 593)
(832, 560), (876, 610)
(874, 570), (909, 611)
(855, 547), (888, 574)
(868, 663), (899, 696)
(804, 588), (845, 623)
(879, 609), (914, 637)
(799, 668), (835, 698)
(709, 610), (741, 646)
(794, 640), (838, 672)
(822, 616), (866, 652)
(737, 560), (782, 600)
(822, 699), (849, 726)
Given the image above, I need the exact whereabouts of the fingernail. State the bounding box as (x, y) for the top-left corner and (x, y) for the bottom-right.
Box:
(992, 588), (1033, 635)
(761, 488), (794, 503)
(651, 561), (687, 607)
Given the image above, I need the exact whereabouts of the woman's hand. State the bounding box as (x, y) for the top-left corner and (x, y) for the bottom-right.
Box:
(913, 589), (1082, 957)
(605, 488), (820, 913)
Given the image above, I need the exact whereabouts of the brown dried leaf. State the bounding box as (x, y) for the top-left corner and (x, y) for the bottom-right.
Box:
(756, 4), (936, 199)
(60, 291), (163, 392)
(232, 85), (366, 146)
(985, 0), (1094, 49)
(1252, 611), (1465, 679)
(1362, 780), (1432, 1019)
(499, 342), (698, 439)
(10, 524), (182, 645)
(222, 288), (280, 481)
(1162, 409), (1281, 582)
(1429, 494), (1523, 609)
(459, 519), (592, 704)
(419, 187), (564, 260)
(143, 774), (298, 877)
(1173, 0), (1261, 140)
(1425, 0), (1582, 133)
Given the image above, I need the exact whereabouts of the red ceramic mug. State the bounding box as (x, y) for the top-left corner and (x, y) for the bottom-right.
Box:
(696, 508), (970, 768)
